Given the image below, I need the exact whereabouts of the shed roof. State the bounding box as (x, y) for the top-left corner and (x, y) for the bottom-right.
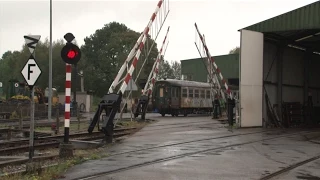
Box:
(240, 1), (320, 52)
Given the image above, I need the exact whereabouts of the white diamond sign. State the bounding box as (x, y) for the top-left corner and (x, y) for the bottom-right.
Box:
(21, 55), (41, 87)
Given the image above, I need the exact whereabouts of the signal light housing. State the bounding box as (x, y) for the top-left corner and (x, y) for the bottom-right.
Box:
(61, 43), (81, 64)
(61, 33), (81, 65)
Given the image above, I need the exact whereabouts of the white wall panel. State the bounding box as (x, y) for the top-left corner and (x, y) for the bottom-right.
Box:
(240, 30), (264, 127)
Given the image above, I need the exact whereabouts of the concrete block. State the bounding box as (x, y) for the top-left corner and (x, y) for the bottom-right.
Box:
(59, 143), (74, 159)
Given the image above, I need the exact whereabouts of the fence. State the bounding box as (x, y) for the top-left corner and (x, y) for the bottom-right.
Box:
(0, 103), (64, 120)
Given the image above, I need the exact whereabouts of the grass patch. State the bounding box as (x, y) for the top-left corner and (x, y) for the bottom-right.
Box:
(117, 120), (139, 127)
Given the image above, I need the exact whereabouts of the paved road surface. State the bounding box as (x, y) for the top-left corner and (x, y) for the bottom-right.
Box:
(63, 114), (320, 180)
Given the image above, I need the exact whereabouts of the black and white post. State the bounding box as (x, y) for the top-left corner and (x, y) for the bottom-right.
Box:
(22, 35), (41, 161)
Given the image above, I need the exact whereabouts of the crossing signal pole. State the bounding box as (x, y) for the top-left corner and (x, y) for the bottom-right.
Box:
(59, 32), (81, 158)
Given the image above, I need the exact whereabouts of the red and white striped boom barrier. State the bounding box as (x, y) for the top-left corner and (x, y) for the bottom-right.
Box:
(194, 23), (232, 101)
(133, 27), (170, 119)
(88, 0), (170, 139)
(143, 26), (170, 96)
(109, 0), (169, 94)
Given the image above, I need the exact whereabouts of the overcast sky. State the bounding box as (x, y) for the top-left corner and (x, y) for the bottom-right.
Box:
(0, 0), (318, 62)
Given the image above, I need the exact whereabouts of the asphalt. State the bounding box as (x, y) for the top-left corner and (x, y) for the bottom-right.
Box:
(62, 113), (320, 180)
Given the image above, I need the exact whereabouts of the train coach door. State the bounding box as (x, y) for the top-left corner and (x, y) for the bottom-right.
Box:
(158, 87), (165, 106)
(171, 87), (179, 108)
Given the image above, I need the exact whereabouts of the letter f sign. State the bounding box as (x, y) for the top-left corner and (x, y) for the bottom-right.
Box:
(28, 64), (36, 80)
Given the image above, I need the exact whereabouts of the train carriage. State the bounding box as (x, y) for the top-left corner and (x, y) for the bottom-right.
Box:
(152, 79), (239, 117)
(152, 79), (213, 117)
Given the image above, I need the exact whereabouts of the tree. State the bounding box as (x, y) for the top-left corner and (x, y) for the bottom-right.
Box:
(157, 56), (174, 80)
(0, 21), (159, 98)
(229, 46), (240, 54)
(171, 61), (181, 80)
(80, 22), (158, 97)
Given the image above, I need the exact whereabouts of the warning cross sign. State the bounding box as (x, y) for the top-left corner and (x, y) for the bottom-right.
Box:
(21, 54), (41, 88)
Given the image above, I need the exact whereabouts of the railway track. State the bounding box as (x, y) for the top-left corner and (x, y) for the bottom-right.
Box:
(0, 127), (137, 156)
(259, 154), (320, 180)
(70, 129), (319, 180)
(0, 120), (89, 129)
(0, 133), (134, 170)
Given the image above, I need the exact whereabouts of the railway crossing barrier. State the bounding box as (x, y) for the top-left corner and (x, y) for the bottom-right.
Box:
(87, 0), (170, 142)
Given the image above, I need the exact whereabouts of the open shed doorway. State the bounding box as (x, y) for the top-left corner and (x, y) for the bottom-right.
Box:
(262, 32), (320, 128)
(239, 29), (320, 128)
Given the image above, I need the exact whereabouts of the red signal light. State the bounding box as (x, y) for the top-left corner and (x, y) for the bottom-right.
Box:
(67, 50), (77, 59)
(61, 43), (81, 64)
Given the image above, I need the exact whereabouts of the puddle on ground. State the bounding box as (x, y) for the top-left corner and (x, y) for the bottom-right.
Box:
(189, 154), (207, 158)
(172, 130), (214, 135)
(137, 156), (146, 159)
(107, 158), (117, 161)
(294, 149), (307, 154)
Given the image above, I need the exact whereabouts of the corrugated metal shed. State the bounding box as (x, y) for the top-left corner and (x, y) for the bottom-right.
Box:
(240, 1), (320, 51)
(242, 1), (320, 32)
(181, 54), (239, 82)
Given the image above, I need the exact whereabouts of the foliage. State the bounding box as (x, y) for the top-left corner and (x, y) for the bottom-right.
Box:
(157, 56), (181, 80)
(158, 60), (174, 80)
(229, 46), (240, 54)
(0, 39), (67, 95)
(80, 22), (158, 97)
(171, 61), (181, 80)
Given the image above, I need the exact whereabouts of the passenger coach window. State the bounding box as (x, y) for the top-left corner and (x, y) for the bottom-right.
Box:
(182, 89), (187, 97)
(201, 90), (205, 98)
(206, 90), (210, 98)
(159, 88), (164, 97)
(195, 90), (199, 98)
(189, 89), (194, 98)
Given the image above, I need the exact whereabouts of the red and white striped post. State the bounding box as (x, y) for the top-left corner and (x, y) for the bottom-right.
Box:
(60, 33), (81, 158)
(64, 64), (72, 143)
